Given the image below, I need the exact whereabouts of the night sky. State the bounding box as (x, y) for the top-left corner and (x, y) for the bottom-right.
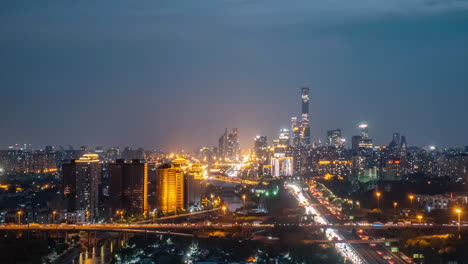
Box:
(2, 0), (468, 151)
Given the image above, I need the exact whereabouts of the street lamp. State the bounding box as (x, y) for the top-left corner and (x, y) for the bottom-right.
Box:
(221, 205), (227, 216)
(242, 194), (247, 212)
(455, 209), (462, 232)
(52, 210), (57, 223)
(17, 211), (23, 225)
(417, 215), (423, 224)
(409, 195), (414, 210)
(376, 192), (381, 210)
(116, 210), (124, 222)
(393, 202), (398, 214)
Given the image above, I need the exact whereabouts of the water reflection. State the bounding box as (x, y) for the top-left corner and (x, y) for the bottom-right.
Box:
(72, 239), (118, 264)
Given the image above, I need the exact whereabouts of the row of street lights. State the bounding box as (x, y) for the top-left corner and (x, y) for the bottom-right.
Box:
(375, 191), (464, 230)
(374, 192), (414, 210)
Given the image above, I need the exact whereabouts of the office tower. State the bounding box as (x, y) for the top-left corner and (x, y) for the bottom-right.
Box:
(352, 124), (373, 150)
(156, 164), (184, 214)
(254, 135), (268, 164)
(63, 154), (102, 222)
(218, 128), (228, 160)
(278, 128), (290, 147)
(359, 123), (369, 139)
(300, 87), (311, 147)
(327, 129), (343, 147)
(399, 136), (408, 175)
(226, 128), (240, 160)
(109, 159), (148, 217)
(290, 117), (300, 147)
(392, 133), (401, 146)
(400, 136), (407, 155)
(271, 129), (294, 176)
(218, 128), (240, 161)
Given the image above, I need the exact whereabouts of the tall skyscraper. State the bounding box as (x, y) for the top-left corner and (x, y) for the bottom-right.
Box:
(254, 135), (268, 164)
(63, 154), (102, 222)
(352, 123), (373, 150)
(109, 159), (148, 218)
(359, 123), (369, 139)
(392, 133), (401, 146)
(290, 117), (300, 148)
(327, 129), (343, 147)
(271, 129), (294, 176)
(300, 87), (310, 147)
(278, 128), (290, 147)
(156, 164), (184, 214)
(218, 128), (240, 161)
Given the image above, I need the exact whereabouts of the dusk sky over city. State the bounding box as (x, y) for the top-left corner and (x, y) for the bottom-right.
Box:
(2, 0), (468, 150)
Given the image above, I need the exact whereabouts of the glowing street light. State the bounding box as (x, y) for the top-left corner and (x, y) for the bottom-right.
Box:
(409, 195), (414, 210)
(116, 210), (124, 222)
(455, 209), (462, 232)
(52, 210), (57, 223)
(242, 194), (247, 211)
(417, 215), (423, 224)
(393, 202), (398, 214)
(17, 210), (23, 225)
(376, 192), (381, 210)
(221, 205), (227, 216)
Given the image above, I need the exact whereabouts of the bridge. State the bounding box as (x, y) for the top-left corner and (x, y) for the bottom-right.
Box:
(1, 222), (464, 232)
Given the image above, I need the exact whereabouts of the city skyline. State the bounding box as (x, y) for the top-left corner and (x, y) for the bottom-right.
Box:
(2, 1), (468, 149)
(3, 2), (468, 263)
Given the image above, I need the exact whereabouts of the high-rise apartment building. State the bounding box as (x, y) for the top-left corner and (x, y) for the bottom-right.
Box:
(63, 154), (102, 222)
(156, 164), (184, 214)
(109, 159), (148, 218)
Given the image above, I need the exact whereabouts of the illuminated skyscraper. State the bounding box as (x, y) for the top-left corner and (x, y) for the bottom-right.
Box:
(290, 117), (300, 147)
(63, 154), (102, 222)
(271, 154), (294, 177)
(300, 87), (310, 146)
(352, 123), (373, 150)
(278, 128), (290, 147)
(218, 128), (240, 161)
(271, 129), (294, 176)
(327, 129), (343, 147)
(109, 159), (148, 218)
(254, 135), (268, 164)
(359, 123), (369, 139)
(156, 164), (184, 214)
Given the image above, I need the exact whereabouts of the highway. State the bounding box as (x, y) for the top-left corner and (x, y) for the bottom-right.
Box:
(305, 182), (410, 264)
(286, 183), (366, 264)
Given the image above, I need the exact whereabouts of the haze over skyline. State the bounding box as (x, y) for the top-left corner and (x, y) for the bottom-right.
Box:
(2, 0), (468, 150)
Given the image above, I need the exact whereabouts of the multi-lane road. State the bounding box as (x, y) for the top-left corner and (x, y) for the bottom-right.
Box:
(286, 183), (367, 264)
(286, 182), (414, 264)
